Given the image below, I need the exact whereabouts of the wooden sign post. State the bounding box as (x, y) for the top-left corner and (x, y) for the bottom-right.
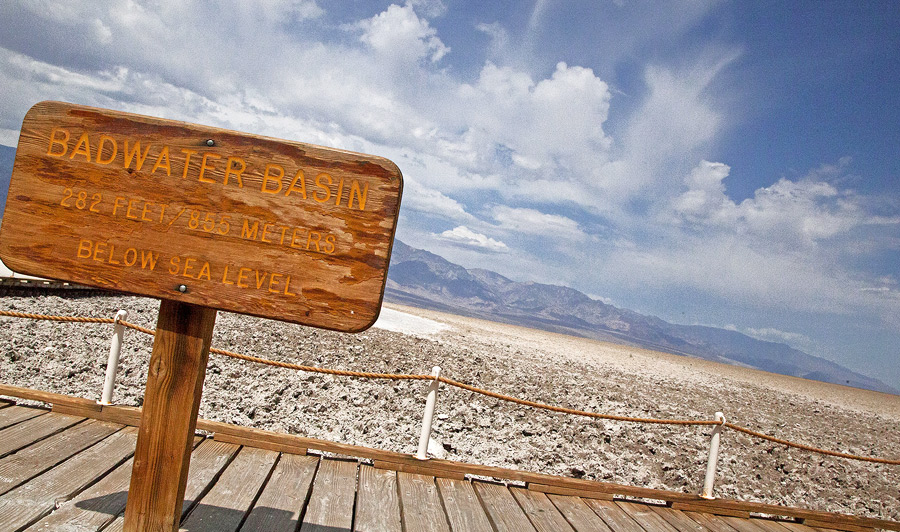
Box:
(0, 101), (403, 531)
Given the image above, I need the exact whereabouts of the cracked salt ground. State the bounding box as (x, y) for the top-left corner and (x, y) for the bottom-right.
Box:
(1, 294), (899, 521)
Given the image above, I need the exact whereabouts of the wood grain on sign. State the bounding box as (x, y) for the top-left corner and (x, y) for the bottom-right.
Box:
(0, 101), (403, 332)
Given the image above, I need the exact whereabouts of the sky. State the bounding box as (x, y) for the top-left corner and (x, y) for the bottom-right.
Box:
(0, 1), (898, 388)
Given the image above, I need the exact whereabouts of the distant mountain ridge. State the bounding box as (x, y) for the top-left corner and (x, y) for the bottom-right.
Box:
(0, 144), (15, 219)
(385, 240), (898, 395)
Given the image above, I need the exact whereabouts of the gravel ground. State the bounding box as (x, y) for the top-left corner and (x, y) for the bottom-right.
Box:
(1, 293), (898, 521)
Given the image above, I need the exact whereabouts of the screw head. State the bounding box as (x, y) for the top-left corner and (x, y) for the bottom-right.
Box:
(177, 284), (187, 293)
(206, 139), (215, 147)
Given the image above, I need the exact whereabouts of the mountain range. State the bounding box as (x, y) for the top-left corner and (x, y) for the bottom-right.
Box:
(385, 240), (898, 395)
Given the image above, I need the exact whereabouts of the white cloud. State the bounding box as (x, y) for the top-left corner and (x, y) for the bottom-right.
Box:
(670, 159), (900, 248)
(354, 4), (449, 64)
(435, 226), (509, 253)
(402, 178), (473, 221)
(491, 205), (585, 239)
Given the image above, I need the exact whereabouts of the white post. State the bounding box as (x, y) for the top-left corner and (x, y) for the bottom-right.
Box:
(415, 366), (442, 460)
(700, 411), (726, 499)
(98, 310), (128, 406)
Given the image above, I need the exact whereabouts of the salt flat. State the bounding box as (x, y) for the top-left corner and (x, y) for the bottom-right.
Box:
(1, 295), (898, 521)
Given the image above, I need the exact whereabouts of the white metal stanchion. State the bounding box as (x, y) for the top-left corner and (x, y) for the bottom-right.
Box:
(415, 366), (442, 460)
(98, 310), (128, 405)
(700, 411), (726, 499)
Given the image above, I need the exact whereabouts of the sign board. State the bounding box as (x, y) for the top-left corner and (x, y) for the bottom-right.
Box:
(0, 101), (403, 332)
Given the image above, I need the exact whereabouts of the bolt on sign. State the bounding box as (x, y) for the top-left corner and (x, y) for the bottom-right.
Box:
(0, 101), (403, 332)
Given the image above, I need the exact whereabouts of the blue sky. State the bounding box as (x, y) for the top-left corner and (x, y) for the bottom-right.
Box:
(0, 1), (898, 387)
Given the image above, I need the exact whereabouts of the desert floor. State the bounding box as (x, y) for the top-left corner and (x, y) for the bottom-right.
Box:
(1, 294), (898, 521)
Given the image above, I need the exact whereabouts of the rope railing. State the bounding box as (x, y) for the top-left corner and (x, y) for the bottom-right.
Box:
(1, 308), (898, 474)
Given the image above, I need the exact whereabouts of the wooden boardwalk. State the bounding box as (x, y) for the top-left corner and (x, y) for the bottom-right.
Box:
(0, 388), (897, 532)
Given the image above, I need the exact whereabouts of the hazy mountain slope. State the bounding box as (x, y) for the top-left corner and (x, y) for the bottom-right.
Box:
(0, 145), (15, 219)
(385, 240), (897, 394)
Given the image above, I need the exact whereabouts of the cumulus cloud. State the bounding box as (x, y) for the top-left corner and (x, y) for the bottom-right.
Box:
(435, 226), (509, 253)
(354, 4), (449, 64)
(491, 205), (585, 239)
(670, 159), (900, 248)
(402, 178), (473, 221)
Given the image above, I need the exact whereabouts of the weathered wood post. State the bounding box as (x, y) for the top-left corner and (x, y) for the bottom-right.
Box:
(0, 101), (402, 531)
(123, 300), (216, 530)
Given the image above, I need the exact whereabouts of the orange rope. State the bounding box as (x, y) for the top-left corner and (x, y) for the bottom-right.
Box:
(1, 309), (898, 465)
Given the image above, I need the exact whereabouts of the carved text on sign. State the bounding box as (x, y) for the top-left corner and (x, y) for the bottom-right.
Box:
(0, 101), (403, 331)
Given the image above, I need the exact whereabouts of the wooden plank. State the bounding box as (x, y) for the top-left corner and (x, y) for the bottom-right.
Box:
(685, 511), (743, 532)
(124, 300), (216, 532)
(547, 494), (614, 532)
(354, 464), (402, 532)
(214, 431), (307, 455)
(299, 458), (358, 532)
(511, 486), (575, 531)
(746, 520), (796, 532)
(0, 383), (101, 412)
(720, 516), (775, 532)
(778, 522), (830, 532)
(240, 453), (319, 532)
(55, 403), (142, 427)
(803, 520), (875, 532)
(0, 412), (82, 458)
(0, 419), (121, 496)
(585, 500), (645, 532)
(436, 478), (494, 532)
(0, 404), (46, 430)
(0, 426), (137, 531)
(398, 472), (451, 532)
(648, 504), (710, 532)
(473, 481), (537, 532)
(3, 387), (898, 532)
(530, 483), (615, 501)
(374, 459), (466, 480)
(26, 436), (203, 532)
(178, 446), (279, 532)
(1, 100), (403, 332)
(673, 502), (751, 519)
(102, 438), (242, 532)
(616, 501), (680, 532)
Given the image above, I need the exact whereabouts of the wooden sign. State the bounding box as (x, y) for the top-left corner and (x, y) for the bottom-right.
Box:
(0, 101), (402, 332)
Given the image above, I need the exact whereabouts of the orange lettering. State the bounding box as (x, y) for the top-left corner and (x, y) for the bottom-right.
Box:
(180, 149), (198, 178)
(198, 153), (219, 183)
(123, 140), (151, 171)
(262, 164), (284, 194)
(314, 173), (332, 203)
(267, 273), (282, 293)
(221, 265), (235, 285)
(92, 241), (108, 262)
(70, 132), (92, 161)
(224, 157), (245, 187)
(307, 232), (321, 252)
(107, 244), (120, 265)
(47, 128), (70, 157)
(261, 223), (275, 243)
(349, 180), (369, 210)
(124, 248), (137, 267)
(237, 267), (251, 288)
(76, 238), (92, 258)
(255, 270), (269, 289)
(283, 275), (298, 296)
(334, 177), (345, 206)
(96, 135), (117, 164)
(198, 262), (211, 281)
(285, 169), (307, 198)
(151, 146), (171, 176)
